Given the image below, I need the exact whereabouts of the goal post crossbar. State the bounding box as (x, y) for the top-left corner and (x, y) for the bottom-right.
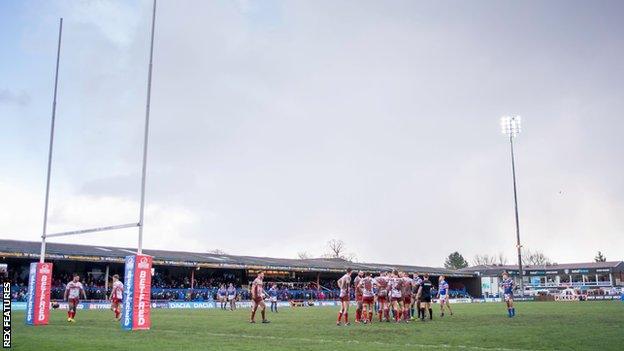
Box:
(44, 222), (140, 238)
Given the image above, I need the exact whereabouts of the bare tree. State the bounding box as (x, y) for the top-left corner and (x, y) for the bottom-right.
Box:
(472, 254), (497, 266)
(522, 249), (553, 266)
(496, 252), (508, 265)
(473, 253), (509, 266)
(207, 249), (227, 255)
(323, 239), (356, 262)
(326, 239), (345, 258)
(297, 251), (312, 260)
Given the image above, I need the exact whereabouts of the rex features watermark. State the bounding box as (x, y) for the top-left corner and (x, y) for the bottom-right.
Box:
(3, 282), (11, 349)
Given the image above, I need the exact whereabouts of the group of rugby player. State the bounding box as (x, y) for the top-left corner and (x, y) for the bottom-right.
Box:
(64, 270), (275, 325)
(61, 269), (517, 326)
(336, 268), (454, 325)
(63, 273), (124, 323)
(216, 283), (239, 311)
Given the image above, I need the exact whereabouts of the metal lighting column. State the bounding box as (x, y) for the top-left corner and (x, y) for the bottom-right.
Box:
(509, 134), (524, 296)
(138, 0), (157, 254)
(40, 18), (63, 263)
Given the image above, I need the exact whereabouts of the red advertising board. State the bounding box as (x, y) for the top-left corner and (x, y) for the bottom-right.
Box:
(132, 255), (152, 330)
(25, 262), (53, 326)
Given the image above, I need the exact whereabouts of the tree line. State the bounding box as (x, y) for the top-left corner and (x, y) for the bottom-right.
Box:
(443, 250), (609, 270)
(206, 238), (609, 269)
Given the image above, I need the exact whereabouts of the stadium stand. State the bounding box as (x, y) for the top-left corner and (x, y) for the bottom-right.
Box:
(461, 262), (624, 297)
(0, 239), (477, 301)
(6, 239), (619, 301)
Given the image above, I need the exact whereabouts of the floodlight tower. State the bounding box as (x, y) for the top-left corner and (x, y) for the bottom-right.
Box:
(500, 115), (524, 297)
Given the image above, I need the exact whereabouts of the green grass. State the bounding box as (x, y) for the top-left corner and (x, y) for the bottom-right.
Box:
(11, 301), (624, 351)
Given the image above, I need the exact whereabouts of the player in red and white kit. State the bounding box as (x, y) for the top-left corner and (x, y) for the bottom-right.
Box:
(400, 272), (413, 322)
(336, 268), (352, 326)
(388, 270), (403, 322)
(250, 272), (270, 323)
(358, 272), (375, 324)
(353, 271), (364, 323)
(374, 271), (390, 322)
(109, 274), (124, 321)
(64, 274), (86, 323)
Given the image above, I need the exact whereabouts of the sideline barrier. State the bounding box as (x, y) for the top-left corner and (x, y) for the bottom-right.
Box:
(11, 295), (623, 311)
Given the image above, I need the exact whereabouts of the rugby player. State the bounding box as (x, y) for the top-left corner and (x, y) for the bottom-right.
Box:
(250, 272), (270, 323)
(217, 284), (227, 310)
(372, 279), (379, 315)
(416, 273), (433, 321)
(353, 271), (364, 323)
(438, 275), (453, 317)
(411, 272), (423, 320)
(500, 272), (516, 317)
(268, 283), (279, 313)
(388, 270), (403, 322)
(374, 271), (389, 322)
(227, 283), (237, 311)
(336, 268), (352, 326)
(359, 272), (375, 324)
(400, 272), (413, 322)
(109, 274), (124, 321)
(64, 274), (86, 323)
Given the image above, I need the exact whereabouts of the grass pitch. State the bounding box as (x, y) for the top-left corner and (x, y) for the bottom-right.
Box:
(11, 301), (624, 351)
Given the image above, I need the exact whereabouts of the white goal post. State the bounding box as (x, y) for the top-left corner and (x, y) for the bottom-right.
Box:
(26, 1), (158, 331)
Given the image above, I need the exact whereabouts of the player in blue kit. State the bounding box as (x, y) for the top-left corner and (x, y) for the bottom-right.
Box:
(500, 272), (516, 317)
(217, 284), (227, 310)
(437, 275), (453, 317)
(227, 283), (237, 311)
(268, 284), (279, 313)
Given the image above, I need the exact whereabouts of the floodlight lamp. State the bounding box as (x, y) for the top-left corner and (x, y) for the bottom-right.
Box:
(501, 115), (522, 138)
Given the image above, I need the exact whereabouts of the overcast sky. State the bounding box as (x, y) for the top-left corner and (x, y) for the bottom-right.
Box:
(1, 0), (623, 267)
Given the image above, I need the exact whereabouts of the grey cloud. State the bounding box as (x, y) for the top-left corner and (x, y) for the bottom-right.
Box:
(0, 89), (31, 106)
(5, 0), (623, 265)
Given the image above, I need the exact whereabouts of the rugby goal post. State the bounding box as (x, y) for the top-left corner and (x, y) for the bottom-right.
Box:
(25, 0), (158, 331)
